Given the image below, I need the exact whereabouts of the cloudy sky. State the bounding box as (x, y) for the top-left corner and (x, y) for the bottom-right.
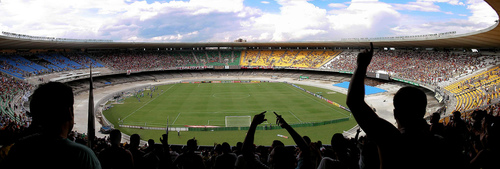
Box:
(0, 0), (497, 42)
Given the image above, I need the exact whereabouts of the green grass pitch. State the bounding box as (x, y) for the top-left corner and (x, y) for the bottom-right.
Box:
(103, 82), (357, 146)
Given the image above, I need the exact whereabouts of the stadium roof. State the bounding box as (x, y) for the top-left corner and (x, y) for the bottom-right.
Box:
(0, 0), (499, 50)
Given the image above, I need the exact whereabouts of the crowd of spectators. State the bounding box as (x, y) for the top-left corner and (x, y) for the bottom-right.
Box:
(64, 52), (104, 68)
(442, 65), (500, 112)
(91, 51), (214, 71)
(0, 73), (33, 153)
(3, 110), (499, 169)
(0, 61), (29, 78)
(0, 58), (500, 169)
(3, 49), (495, 83)
(326, 50), (498, 86)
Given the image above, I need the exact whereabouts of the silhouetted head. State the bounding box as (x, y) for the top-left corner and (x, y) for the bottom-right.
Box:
(30, 82), (74, 135)
(452, 111), (462, 120)
(331, 133), (347, 154)
(235, 141), (243, 152)
(109, 129), (122, 146)
(430, 112), (441, 124)
(269, 146), (295, 169)
(221, 142), (231, 154)
(148, 139), (155, 147)
(271, 140), (284, 149)
(214, 144), (222, 154)
(130, 134), (140, 147)
(393, 87), (427, 128)
(187, 138), (198, 151)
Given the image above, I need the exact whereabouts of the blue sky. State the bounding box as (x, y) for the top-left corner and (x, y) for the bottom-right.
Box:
(0, 0), (497, 42)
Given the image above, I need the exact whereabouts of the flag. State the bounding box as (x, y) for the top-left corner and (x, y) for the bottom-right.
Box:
(88, 65), (95, 148)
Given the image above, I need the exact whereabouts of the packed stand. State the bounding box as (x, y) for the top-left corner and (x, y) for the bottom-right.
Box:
(64, 52), (105, 68)
(91, 51), (237, 71)
(1, 52), (99, 78)
(445, 66), (500, 112)
(327, 50), (494, 86)
(37, 53), (84, 70)
(0, 73), (33, 152)
(91, 51), (180, 71)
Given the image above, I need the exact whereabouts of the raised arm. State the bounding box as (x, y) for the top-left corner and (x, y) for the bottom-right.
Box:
(242, 111), (266, 156)
(159, 133), (173, 168)
(346, 43), (394, 136)
(276, 114), (313, 169)
(276, 114), (308, 152)
(240, 111), (269, 169)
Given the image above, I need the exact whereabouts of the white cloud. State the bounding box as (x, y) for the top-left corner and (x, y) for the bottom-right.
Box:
(466, 0), (498, 25)
(327, 0), (401, 38)
(392, 1), (441, 12)
(149, 31), (199, 41)
(389, 0), (498, 36)
(328, 3), (348, 8)
(0, 0), (497, 42)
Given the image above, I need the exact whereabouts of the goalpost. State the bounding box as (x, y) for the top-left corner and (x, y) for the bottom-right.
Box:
(225, 116), (252, 127)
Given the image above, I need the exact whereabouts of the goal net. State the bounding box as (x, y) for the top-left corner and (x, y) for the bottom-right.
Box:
(225, 116), (252, 127)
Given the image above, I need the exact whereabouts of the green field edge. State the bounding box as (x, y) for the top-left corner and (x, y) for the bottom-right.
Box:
(102, 81), (357, 145)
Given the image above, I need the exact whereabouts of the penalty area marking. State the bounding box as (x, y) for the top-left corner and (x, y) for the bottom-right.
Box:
(288, 111), (303, 123)
(171, 112), (182, 125)
(121, 84), (176, 121)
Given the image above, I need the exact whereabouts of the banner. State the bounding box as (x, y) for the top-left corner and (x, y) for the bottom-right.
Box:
(291, 84), (351, 112)
(229, 65), (241, 69)
(214, 66), (225, 70)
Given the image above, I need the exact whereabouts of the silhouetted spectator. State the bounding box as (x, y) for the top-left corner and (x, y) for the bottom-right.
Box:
(143, 134), (173, 169)
(1, 82), (101, 169)
(98, 129), (134, 169)
(236, 111), (269, 169)
(346, 43), (456, 169)
(128, 134), (145, 169)
(173, 138), (205, 169)
(275, 112), (313, 169)
(470, 116), (500, 169)
(430, 112), (445, 136)
(233, 142), (243, 156)
(144, 139), (155, 154)
(214, 142), (237, 169)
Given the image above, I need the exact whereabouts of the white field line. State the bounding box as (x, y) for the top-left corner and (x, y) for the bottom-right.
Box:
(122, 84), (176, 121)
(171, 112), (182, 125)
(289, 111), (303, 123)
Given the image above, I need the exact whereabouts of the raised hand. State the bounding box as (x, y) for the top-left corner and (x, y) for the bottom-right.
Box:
(356, 42), (374, 68)
(275, 112), (290, 128)
(251, 111), (267, 126)
(160, 133), (168, 146)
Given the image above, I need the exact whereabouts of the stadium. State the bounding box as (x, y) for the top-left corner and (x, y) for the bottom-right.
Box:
(1, 0), (500, 168)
